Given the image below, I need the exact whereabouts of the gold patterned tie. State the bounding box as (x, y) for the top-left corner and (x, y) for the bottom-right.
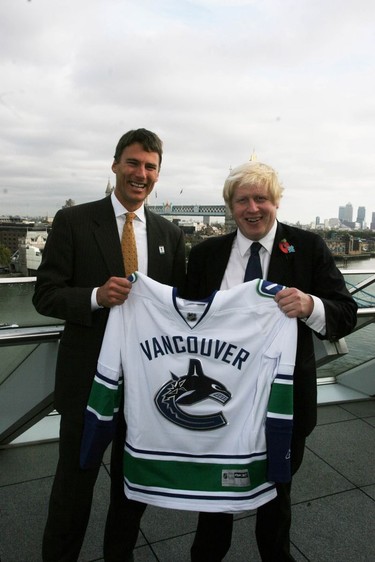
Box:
(121, 212), (138, 276)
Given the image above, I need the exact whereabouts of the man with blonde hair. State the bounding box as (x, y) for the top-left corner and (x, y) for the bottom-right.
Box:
(185, 161), (357, 561)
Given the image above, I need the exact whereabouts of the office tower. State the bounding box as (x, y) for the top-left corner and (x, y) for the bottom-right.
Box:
(356, 206), (366, 229)
(344, 203), (353, 222)
(339, 203), (353, 227)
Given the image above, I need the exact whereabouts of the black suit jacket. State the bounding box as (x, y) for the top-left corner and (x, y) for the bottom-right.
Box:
(33, 196), (186, 416)
(184, 221), (357, 437)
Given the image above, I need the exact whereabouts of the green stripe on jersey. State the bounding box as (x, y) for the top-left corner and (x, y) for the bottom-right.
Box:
(124, 451), (269, 492)
(267, 381), (293, 416)
(87, 379), (122, 417)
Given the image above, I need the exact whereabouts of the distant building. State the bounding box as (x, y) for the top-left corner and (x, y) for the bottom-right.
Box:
(339, 202), (354, 228)
(105, 179), (114, 196)
(346, 202), (353, 222)
(11, 231), (48, 276)
(0, 220), (38, 254)
(356, 206), (366, 229)
(327, 218), (341, 228)
(371, 212), (375, 231)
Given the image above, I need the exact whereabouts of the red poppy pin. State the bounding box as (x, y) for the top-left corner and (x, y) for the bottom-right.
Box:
(279, 239), (295, 254)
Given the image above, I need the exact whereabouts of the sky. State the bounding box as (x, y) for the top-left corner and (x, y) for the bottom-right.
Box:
(1, 0), (374, 225)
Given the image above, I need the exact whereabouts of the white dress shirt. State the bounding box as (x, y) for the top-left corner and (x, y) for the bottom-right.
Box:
(91, 192), (148, 310)
(220, 221), (326, 335)
(111, 192), (148, 274)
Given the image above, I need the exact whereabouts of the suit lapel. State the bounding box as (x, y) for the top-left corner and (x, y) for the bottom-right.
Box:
(146, 209), (159, 277)
(145, 209), (170, 277)
(268, 223), (295, 287)
(209, 232), (236, 289)
(93, 198), (124, 277)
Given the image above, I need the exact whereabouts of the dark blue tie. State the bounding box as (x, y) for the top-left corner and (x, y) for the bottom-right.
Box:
(244, 242), (263, 281)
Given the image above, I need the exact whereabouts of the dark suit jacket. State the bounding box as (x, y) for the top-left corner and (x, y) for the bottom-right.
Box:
(184, 221), (357, 437)
(33, 196), (186, 417)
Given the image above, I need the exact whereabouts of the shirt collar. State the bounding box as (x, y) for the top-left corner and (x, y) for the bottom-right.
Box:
(236, 220), (278, 257)
(111, 192), (146, 222)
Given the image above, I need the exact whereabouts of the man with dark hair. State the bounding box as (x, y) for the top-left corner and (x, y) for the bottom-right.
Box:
(33, 128), (186, 562)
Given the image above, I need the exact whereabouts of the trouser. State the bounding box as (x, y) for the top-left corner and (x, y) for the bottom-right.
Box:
(191, 433), (306, 562)
(42, 413), (146, 562)
(104, 412), (147, 561)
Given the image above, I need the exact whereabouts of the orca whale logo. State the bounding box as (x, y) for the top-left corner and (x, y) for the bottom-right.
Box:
(154, 358), (231, 430)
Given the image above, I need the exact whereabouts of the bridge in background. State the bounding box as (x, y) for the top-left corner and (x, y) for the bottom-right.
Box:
(147, 203), (226, 221)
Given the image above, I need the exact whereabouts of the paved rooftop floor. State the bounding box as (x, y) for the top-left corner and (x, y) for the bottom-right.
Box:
(1, 400), (374, 562)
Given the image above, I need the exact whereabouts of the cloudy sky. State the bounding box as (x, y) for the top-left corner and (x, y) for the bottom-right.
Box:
(1, 0), (374, 225)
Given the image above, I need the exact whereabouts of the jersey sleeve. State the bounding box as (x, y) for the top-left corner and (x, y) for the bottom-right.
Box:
(265, 317), (297, 483)
(80, 305), (124, 469)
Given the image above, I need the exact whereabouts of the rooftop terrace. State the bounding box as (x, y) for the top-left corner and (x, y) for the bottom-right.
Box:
(1, 399), (374, 561)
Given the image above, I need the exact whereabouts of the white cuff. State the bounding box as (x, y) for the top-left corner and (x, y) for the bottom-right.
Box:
(301, 295), (326, 335)
(91, 288), (103, 310)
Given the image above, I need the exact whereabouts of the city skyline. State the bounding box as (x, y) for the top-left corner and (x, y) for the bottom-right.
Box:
(1, 194), (374, 230)
(2, 171), (374, 227)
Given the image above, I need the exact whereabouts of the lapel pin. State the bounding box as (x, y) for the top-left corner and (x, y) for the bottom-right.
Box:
(159, 246), (165, 254)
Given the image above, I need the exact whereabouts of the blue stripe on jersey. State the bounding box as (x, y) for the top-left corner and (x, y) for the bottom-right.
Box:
(265, 417), (293, 483)
(275, 373), (293, 382)
(94, 371), (121, 389)
(80, 409), (118, 469)
(125, 441), (266, 461)
(258, 280), (286, 297)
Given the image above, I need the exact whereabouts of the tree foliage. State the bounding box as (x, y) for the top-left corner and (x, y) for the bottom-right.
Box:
(0, 244), (12, 267)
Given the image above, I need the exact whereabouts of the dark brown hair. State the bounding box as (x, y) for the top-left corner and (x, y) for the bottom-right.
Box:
(113, 128), (163, 168)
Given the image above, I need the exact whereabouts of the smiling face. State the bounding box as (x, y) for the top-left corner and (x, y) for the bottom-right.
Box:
(231, 183), (278, 241)
(112, 142), (160, 211)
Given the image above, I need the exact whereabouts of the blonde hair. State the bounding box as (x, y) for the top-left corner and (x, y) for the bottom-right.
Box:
(223, 162), (284, 210)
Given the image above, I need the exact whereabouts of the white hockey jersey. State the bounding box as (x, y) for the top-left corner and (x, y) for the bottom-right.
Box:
(81, 272), (297, 513)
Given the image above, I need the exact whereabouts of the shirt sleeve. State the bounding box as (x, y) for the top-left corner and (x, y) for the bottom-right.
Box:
(301, 295), (326, 335)
(91, 287), (103, 310)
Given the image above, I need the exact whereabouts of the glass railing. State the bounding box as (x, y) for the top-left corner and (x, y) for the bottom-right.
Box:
(0, 277), (63, 328)
(0, 277), (63, 392)
(317, 270), (375, 384)
(0, 271), (374, 445)
(0, 277), (63, 444)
